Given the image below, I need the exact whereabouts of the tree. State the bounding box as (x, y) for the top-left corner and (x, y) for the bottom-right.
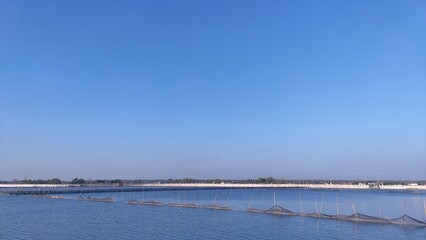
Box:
(266, 177), (275, 184)
(48, 178), (62, 184)
(71, 178), (85, 184)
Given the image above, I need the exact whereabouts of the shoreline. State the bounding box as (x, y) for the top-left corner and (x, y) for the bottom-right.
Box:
(1, 183), (425, 190)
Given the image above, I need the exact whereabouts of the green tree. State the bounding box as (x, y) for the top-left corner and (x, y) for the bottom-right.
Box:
(71, 178), (85, 184)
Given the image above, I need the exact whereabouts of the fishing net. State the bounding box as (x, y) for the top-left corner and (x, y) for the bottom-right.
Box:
(264, 205), (297, 215)
(305, 212), (336, 219)
(203, 204), (232, 211)
(341, 213), (393, 224)
(391, 214), (426, 226)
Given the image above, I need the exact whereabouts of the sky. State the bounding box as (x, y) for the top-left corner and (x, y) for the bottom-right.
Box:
(1, 0), (425, 181)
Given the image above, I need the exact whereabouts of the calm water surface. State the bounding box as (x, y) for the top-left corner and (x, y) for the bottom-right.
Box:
(1, 188), (425, 239)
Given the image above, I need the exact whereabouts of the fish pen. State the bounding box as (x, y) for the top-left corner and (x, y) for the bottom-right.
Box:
(85, 196), (114, 202)
(127, 189), (233, 211)
(124, 190), (426, 227)
(249, 193), (297, 216)
(202, 204), (232, 211)
(24, 193), (112, 202)
(128, 200), (166, 206)
(168, 202), (199, 208)
(247, 192), (426, 227)
(391, 214), (426, 227)
(0, 186), (232, 196)
(252, 205), (298, 216)
(201, 189), (232, 211)
(250, 205), (426, 227)
(166, 190), (200, 208)
(4, 187), (426, 228)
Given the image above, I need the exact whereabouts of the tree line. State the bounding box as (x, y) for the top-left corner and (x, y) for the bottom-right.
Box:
(2, 178), (425, 186)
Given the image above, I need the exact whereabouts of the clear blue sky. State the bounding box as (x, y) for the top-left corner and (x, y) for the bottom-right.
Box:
(1, 0), (425, 180)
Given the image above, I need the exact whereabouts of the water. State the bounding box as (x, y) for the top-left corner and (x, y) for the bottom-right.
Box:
(1, 188), (425, 239)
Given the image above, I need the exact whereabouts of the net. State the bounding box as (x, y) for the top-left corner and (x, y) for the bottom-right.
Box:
(263, 205), (297, 216)
(391, 214), (426, 226)
(342, 213), (393, 224)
